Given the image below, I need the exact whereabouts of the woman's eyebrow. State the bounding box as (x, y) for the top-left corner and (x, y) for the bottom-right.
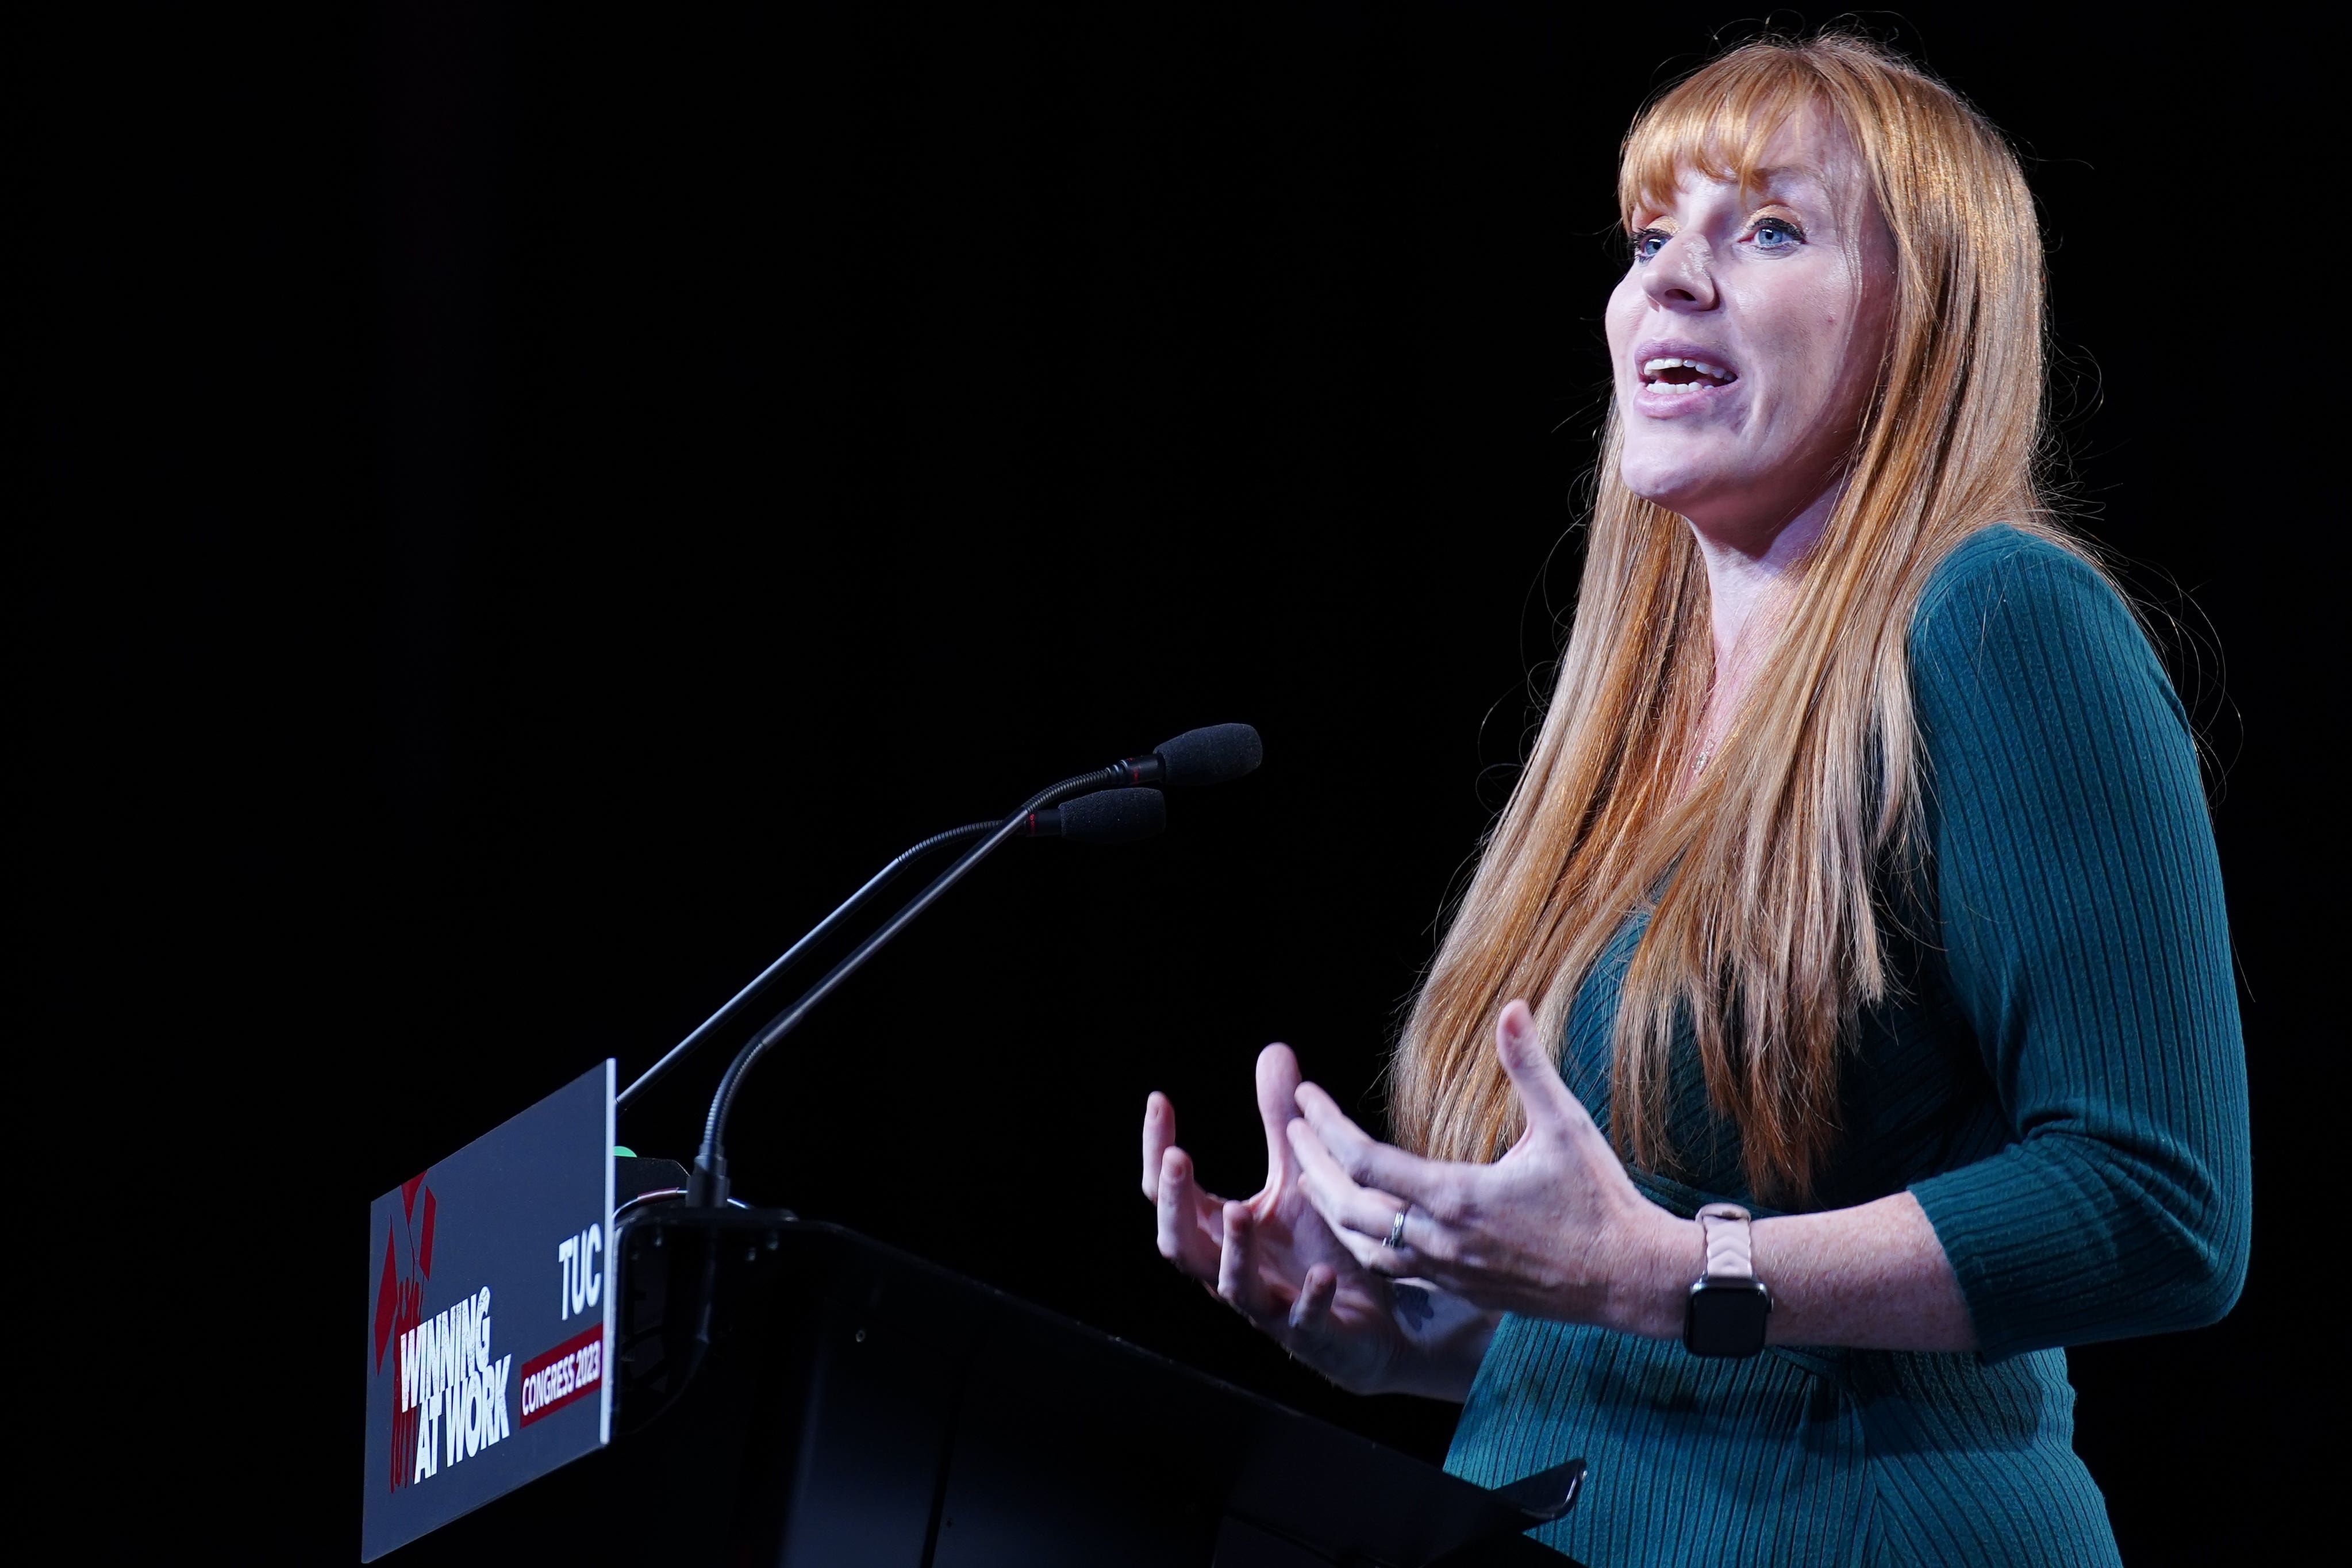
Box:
(1735, 167), (1825, 208)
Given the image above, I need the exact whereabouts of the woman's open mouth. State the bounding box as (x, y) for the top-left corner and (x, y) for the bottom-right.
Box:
(1639, 356), (1739, 396)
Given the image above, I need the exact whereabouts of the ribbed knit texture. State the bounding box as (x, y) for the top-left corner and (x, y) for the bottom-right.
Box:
(1444, 528), (2251, 1566)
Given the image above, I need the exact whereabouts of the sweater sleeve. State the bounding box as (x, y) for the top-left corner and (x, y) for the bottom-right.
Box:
(1904, 532), (2250, 1361)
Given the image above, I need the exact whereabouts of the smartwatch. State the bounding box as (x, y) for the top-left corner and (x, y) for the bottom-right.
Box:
(1682, 1202), (1771, 1358)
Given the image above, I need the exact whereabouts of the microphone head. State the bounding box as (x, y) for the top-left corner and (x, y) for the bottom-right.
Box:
(1052, 786), (1167, 844)
(1151, 723), (1263, 787)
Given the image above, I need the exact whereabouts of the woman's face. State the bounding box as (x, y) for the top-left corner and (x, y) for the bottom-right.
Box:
(1605, 105), (1898, 551)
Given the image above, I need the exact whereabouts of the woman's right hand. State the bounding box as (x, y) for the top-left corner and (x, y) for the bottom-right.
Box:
(1142, 1044), (1494, 1401)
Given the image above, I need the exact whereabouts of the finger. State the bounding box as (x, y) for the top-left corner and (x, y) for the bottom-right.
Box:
(1142, 1092), (1174, 1201)
(1317, 1208), (1406, 1273)
(1493, 999), (1594, 1135)
(1156, 1147), (1222, 1278)
(1217, 1201), (1275, 1324)
(1286, 1117), (1415, 1263)
(1289, 1263), (1338, 1332)
(1293, 1080), (1448, 1206)
(1255, 1043), (1304, 1185)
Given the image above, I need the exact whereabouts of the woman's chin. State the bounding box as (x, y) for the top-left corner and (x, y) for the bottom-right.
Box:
(1616, 463), (1723, 521)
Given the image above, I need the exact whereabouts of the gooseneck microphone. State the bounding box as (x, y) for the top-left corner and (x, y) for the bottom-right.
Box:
(618, 729), (1251, 1113)
(681, 726), (1259, 1204)
(1024, 786), (1166, 844)
(1116, 721), (1263, 787)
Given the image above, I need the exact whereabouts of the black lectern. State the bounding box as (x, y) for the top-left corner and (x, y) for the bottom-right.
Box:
(604, 1206), (1578, 1565)
(551, 1165), (1582, 1566)
(365, 1124), (1583, 1564)
(367, 728), (1588, 1563)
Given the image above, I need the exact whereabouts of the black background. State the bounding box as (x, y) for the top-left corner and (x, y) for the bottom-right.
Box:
(24, 4), (2322, 1562)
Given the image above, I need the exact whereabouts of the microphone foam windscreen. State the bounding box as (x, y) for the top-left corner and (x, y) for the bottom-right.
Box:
(1153, 722), (1263, 786)
(1058, 786), (1168, 844)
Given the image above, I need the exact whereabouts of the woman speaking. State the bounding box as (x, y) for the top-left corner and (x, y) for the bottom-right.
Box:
(1139, 33), (2247, 1567)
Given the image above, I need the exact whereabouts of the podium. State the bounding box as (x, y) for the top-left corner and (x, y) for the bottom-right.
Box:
(512, 1157), (1579, 1567)
(362, 1083), (1584, 1564)
(355, 736), (1585, 1560)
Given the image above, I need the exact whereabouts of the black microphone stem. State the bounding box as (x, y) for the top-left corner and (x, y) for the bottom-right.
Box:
(687, 765), (1121, 1204)
(616, 818), (996, 1110)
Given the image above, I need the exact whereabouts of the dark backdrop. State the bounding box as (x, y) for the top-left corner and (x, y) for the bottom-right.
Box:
(25, 5), (2317, 1562)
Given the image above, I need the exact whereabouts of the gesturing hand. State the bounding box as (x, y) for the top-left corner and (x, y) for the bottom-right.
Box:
(1142, 1045), (1492, 1400)
(1285, 1000), (1690, 1338)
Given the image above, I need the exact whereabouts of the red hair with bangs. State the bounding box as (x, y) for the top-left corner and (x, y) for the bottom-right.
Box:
(1392, 34), (2090, 1200)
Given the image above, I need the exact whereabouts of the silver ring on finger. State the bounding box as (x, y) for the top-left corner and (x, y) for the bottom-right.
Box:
(1384, 1209), (1408, 1250)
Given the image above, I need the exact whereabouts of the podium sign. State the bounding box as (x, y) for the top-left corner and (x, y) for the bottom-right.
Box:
(360, 1062), (616, 1561)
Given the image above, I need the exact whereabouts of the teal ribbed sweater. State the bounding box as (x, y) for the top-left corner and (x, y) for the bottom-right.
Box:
(1443, 528), (2251, 1566)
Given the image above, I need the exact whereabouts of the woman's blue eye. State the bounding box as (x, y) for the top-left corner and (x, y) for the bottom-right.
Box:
(1631, 229), (1669, 262)
(1750, 219), (1803, 249)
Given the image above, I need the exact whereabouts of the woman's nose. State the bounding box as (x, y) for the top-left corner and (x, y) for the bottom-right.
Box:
(1642, 233), (1717, 312)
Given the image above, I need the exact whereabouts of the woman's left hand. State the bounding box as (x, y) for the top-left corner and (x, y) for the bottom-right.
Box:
(1287, 999), (1692, 1338)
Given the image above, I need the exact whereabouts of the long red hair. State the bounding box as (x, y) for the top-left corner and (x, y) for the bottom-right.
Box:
(1391, 34), (2084, 1201)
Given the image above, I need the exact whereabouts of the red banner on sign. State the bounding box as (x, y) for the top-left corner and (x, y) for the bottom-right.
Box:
(517, 1324), (605, 1428)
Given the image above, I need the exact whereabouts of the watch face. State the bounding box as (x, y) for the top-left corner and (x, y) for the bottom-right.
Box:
(1684, 1281), (1771, 1358)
